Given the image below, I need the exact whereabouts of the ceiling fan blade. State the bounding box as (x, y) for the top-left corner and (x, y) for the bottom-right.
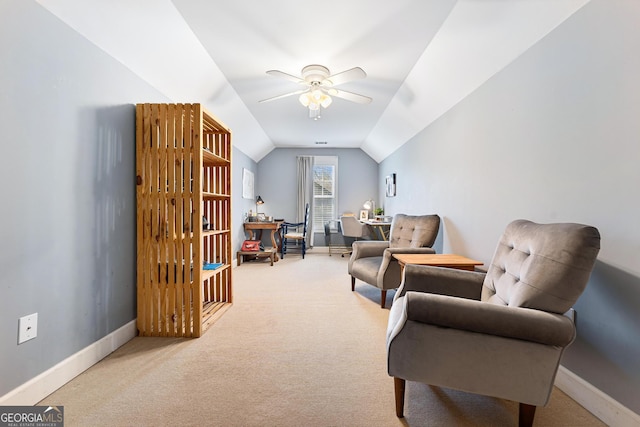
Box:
(326, 67), (367, 86)
(266, 70), (305, 84)
(259, 89), (308, 103)
(332, 89), (372, 104)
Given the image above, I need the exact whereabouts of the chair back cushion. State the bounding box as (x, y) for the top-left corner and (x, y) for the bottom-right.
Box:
(388, 214), (440, 249)
(341, 215), (365, 238)
(482, 219), (600, 314)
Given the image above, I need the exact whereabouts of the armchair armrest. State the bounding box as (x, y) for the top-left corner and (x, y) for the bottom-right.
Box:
(396, 264), (485, 301)
(351, 240), (389, 259)
(385, 247), (438, 256)
(380, 247), (436, 277)
(404, 292), (576, 347)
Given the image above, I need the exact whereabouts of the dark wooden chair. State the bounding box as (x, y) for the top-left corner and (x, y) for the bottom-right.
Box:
(280, 203), (309, 259)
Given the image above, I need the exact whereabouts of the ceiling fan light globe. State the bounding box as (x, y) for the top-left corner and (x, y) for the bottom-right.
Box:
(308, 102), (320, 111)
(299, 94), (310, 107)
(320, 96), (332, 108)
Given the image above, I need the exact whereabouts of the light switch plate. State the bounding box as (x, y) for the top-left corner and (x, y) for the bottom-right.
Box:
(18, 313), (38, 344)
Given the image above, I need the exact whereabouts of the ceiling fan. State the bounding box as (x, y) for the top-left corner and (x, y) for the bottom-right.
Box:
(259, 64), (372, 118)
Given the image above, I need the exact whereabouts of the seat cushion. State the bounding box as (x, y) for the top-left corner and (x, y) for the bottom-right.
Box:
(284, 232), (304, 239)
(482, 220), (600, 314)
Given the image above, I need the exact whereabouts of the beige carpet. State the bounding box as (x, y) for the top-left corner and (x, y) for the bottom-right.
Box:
(40, 250), (605, 426)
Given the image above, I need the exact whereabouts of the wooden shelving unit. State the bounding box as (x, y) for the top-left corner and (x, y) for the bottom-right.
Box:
(135, 103), (232, 337)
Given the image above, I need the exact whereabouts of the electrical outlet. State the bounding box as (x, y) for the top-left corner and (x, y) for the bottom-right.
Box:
(18, 313), (38, 344)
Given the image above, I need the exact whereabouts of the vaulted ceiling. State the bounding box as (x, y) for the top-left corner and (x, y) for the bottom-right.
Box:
(36, 0), (589, 162)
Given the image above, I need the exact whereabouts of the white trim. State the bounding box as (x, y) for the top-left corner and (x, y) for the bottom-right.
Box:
(3, 320), (639, 427)
(556, 366), (640, 427)
(0, 320), (137, 406)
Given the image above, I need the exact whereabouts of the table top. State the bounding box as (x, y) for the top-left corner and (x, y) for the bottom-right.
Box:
(393, 253), (483, 268)
(243, 221), (281, 230)
(362, 220), (392, 226)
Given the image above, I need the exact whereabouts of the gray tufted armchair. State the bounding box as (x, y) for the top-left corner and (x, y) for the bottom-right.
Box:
(386, 220), (600, 426)
(348, 214), (440, 308)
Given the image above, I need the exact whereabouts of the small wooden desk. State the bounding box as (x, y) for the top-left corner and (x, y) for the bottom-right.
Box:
(393, 254), (484, 276)
(243, 221), (282, 261)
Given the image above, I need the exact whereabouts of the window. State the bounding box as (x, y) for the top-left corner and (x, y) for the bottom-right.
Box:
(312, 156), (338, 232)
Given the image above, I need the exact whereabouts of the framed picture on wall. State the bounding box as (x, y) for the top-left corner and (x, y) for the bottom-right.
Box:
(359, 210), (369, 221)
(386, 173), (396, 197)
(242, 168), (254, 199)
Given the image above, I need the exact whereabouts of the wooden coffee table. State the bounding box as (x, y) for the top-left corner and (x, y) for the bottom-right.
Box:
(393, 254), (483, 276)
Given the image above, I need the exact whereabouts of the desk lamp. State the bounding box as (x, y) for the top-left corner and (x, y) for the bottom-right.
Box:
(256, 195), (264, 216)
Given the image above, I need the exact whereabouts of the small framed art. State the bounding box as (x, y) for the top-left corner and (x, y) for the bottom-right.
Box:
(386, 173), (397, 197)
(242, 168), (254, 199)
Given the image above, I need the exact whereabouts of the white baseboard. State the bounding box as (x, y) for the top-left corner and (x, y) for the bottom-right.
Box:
(3, 321), (638, 427)
(556, 366), (640, 427)
(0, 319), (137, 406)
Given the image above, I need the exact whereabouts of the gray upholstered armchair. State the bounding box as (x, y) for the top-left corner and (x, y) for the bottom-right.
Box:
(348, 214), (440, 308)
(386, 220), (600, 426)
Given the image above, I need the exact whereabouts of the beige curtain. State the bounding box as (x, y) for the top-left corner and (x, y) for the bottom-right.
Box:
(297, 156), (314, 247)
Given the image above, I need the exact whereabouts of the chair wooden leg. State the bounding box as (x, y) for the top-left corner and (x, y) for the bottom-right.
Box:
(381, 290), (387, 308)
(519, 403), (536, 427)
(351, 276), (355, 291)
(394, 377), (405, 418)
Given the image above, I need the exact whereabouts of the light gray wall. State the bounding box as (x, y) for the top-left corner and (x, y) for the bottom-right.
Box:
(232, 148), (258, 253)
(380, 0), (640, 413)
(0, 0), (171, 396)
(4, 0), (638, 415)
(256, 148), (378, 245)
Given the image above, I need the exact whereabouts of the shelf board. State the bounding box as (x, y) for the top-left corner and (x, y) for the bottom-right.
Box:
(202, 263), (230, 281)
(203, 191), (230, 200)
(201, 301), (232, 332)
(203, 148), (230, 167)
(201, 107), (230, 134)
(203, 229), (230, 236)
